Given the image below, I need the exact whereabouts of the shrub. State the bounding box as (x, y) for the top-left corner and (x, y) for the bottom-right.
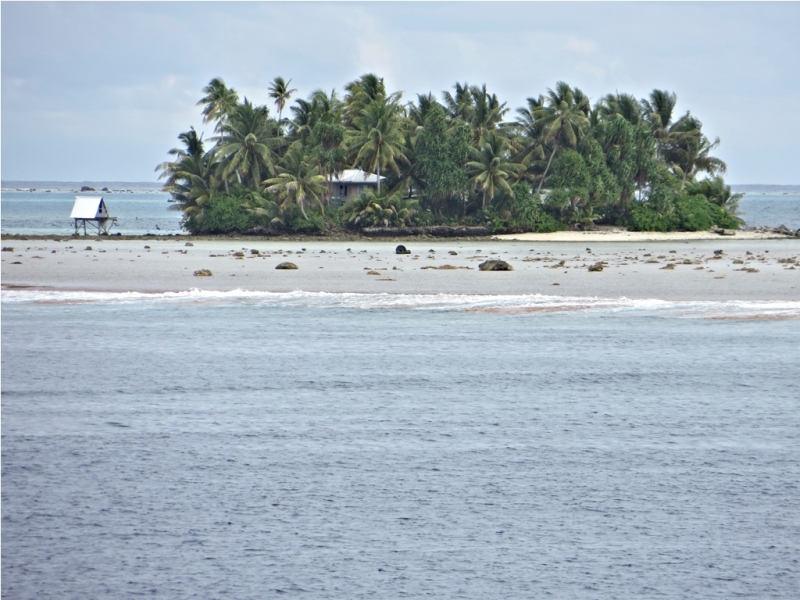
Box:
(627, 202), (678, 232)
(184, 194), (262, 234)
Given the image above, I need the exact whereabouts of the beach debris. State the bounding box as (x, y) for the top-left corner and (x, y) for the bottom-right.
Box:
(735, 267), (760, 273)
(587, 262), (604, 272)
(478, 260), (513, 271)
(185, 242), (194, 247)
(275, 262), (298, 270)
(2, 247), (13, 252)
(233, 252), (245, 259)
(395, 245), (411, 255)
(449, 250), (458, 255)
(713, 249), (724, 255)
(553, 282), (560, 286)
(367, 270), (380, 275)
(733, 259), (744, 264)
(84, 246), (93, 251)
(193, 269), (213, 276)
(250, 249), (260, 255)
(11, 261), (22, 265)
(144, 245), (150, 249)
(551, 260), (566, 268)
(661, 263), (676, 270)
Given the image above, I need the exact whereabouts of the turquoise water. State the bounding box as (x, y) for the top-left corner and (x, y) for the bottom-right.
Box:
(2, 297), (799, 598)
(1, 189), (182, 235)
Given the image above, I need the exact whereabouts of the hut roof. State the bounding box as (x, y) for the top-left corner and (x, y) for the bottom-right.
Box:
(329, 169), (385, 184)
(70, 196), (109, 219)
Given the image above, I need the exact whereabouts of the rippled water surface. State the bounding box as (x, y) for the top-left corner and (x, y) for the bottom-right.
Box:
(3, 301), (799, 598)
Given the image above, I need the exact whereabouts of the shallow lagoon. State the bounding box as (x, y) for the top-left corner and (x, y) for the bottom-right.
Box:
(3, 300), (799, 598)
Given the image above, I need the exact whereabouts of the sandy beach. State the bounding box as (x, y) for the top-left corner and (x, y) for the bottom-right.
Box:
(2, 233), (798, 301)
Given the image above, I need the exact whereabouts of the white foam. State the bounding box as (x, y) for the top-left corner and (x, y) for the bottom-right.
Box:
(3, 288), (800, 319)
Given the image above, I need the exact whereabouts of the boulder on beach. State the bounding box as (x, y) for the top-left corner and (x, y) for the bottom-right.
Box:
(395, 245), (411, 255)
(275, 262), (298, 270)
(588, 262), (604, 272)
(193, 269), (213, 277)
(478, 260), (513, 271)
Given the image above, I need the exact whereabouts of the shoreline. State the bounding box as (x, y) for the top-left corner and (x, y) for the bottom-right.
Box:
(2, 236), (798, 302)
(1, 228), (796, 244)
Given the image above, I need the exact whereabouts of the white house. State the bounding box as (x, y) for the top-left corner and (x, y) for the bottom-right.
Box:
(325, 169), (386, 206)
(70, 196), (117, 235)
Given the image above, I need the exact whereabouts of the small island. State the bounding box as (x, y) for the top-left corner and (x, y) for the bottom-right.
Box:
(158, 74), (741, 237)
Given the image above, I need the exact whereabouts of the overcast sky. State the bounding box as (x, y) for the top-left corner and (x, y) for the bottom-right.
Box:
(2, 1), (799, 184)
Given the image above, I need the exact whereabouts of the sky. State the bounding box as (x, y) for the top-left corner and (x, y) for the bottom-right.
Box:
(2, 1), (799, 184)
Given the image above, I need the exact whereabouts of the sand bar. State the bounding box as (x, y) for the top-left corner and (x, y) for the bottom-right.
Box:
(2, 234), (798, 302)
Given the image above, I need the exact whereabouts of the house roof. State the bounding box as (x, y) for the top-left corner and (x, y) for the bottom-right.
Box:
(70, 196), (109, 219)
(329, 169), (385, 184)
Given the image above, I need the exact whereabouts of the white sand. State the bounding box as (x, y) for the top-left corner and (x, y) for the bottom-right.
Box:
(2, 236), (799, 301)
(494, 230), (791, 242)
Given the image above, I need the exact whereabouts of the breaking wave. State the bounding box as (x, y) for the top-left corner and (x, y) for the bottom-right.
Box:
(3, 288), (800, 319)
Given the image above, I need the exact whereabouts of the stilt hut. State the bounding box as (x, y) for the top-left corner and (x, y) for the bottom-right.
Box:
(70, 196), (117, 235)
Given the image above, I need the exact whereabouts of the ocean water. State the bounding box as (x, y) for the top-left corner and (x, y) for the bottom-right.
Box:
(3, 292), (799, 598)
(2, 185), (799, 235)
(1, 188), (182, 235)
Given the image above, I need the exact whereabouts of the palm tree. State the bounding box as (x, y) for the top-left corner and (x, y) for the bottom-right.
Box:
(407, 93), (442, 129)
(534, 82), (591, 193)
(468, 84), (508, 144)
(347, 98), (407, 194)
(264, 141), (327, 220)
(268, 76), (297, 128)
(197, 78), (240, 130)
(156, 128), (221, 220)
(466, 133), (522, 210)
(340, 189), (420, 228)
(666, 117), (727, 190)
(597, 93), (643, 126)
(343, 73), (401, 127)
(443, 82), (474, 123)
(641, 89), (691, 159)
(512, 95), (548, 184)
(213, 100), (280, 188)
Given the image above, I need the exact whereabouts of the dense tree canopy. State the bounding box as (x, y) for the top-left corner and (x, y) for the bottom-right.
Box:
(158, 74), (738, 234)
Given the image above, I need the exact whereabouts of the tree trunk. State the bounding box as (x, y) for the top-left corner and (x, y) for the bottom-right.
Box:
(377, 163), (381, 194)
(537, 144), (558, 195)
(299, 196), (309, 220)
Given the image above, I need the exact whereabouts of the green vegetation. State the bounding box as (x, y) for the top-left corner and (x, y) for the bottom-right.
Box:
(158, 75), (739, 235)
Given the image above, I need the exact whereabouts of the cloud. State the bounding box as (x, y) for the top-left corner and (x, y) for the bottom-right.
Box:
(2, 1), (799, 182)
(565, 36), (597, 56)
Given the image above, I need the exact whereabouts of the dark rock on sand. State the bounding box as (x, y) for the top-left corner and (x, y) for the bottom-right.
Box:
(275, 262), (298, 270)
(80, 186), (95, 192)
(395, 245), (411, 254)
(588, 262), (604, 272)
(478, 260), (513, 271)
(193, 269), (213, 276)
